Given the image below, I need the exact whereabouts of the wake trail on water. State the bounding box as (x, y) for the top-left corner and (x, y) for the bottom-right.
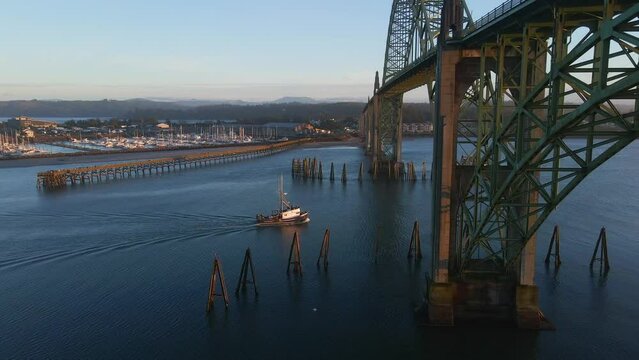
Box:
(0, 213), (258, 270)
(0, 211), (255, 224)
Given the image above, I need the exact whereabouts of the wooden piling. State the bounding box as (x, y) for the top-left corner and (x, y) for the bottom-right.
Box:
(291, 158), (295, 178)
(407, 220), (422, 259)
(317, 228), (330, 269)
(287, 232), (303, 275)
(312, 158), (317, 179)
(235, 248), (258, 296)
(358, 162), (364, 182)
(408, 162), (416, 181)
(341, 163), (347, 183)
(330, 162), (335, 182)
(318, 162), (323, 180)
(590, 227), (610, 272)
(206, 256), (230, 312)
(544, 225), (561, 267)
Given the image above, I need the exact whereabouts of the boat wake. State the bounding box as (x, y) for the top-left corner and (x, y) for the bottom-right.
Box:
(0, 212), (258, 270)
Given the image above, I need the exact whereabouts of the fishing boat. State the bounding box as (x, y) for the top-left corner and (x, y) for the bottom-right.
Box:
(256, 176), (309, 226)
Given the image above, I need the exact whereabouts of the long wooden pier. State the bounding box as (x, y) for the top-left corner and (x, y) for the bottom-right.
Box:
(37, 139), (309, 190)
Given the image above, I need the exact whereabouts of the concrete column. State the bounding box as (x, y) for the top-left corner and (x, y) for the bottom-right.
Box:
(518, 31), (548, 287)
(515, 27), (550, 329)
(432, 49), (462, 284)
(394, 96), (403, 163)
(428, 49), (463, 326)
(372, 94), (381, 163)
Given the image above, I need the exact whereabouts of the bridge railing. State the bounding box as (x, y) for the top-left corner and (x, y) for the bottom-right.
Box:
(472, 0), (530, 31)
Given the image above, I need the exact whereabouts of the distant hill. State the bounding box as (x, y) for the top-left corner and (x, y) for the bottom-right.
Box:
(0, 99), (185, 118)
(271, 97), (319, 104)
(0, 99), (433, 124)
(125, 102), (367, 123)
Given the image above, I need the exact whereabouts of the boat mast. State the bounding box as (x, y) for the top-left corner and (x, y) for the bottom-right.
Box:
(279, 175), (284, 212)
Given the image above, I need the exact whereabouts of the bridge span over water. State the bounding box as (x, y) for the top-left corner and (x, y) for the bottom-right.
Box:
(361, 0), (639, 327)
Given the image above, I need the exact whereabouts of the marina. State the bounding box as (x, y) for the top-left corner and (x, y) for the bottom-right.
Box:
(0, 130), (48, 157)
(1, 116), (295, 158)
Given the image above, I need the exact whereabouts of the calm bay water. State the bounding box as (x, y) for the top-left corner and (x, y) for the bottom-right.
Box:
(1, 138), (638, 359)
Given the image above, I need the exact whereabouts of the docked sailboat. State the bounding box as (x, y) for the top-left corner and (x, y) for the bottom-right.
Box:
(256, 176), (309, 226)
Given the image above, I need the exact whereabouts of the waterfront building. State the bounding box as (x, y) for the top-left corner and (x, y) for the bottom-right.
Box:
(7, 116), (57, 130)
(402, 122), (433, 135)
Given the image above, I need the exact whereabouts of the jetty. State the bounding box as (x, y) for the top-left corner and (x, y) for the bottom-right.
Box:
(37, 139), (309, 190)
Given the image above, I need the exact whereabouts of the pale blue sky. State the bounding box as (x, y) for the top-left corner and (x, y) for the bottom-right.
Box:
(0, 0), (495, 101)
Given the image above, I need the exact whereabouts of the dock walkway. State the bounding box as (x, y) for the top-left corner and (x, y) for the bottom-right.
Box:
(37, 139), (308, 190)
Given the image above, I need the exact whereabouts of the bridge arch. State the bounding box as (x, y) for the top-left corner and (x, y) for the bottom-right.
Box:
(457, 3), (639, 272)
(363, 0), (639, 328)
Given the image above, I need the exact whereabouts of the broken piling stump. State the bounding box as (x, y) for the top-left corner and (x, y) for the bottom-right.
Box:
(317, 228), (330, 269)
(590, 227), (610, 273)
(287, 231), (303, 275)
(544, 225), (561, 268)
(235, 248), (258, 296)
(407, 220), (422, 260)
(207, 256), (230, 312)
(341, 163), (347, 183)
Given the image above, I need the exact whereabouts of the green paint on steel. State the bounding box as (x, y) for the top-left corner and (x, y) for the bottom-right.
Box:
(367, 0), (639, 275)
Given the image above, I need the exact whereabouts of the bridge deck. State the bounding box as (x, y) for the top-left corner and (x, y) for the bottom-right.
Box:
(378, 0), (637, 95)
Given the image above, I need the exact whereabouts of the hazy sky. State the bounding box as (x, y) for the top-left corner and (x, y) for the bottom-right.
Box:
(0, 0), (495, 102)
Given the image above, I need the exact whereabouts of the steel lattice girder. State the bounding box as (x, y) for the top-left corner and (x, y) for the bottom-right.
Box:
(380, 0), (473, 162)
(383, 0), (474, 86)
(383, 0), (419, 84)
(457, 2), (639, 272)
(379, 95), (403, 160)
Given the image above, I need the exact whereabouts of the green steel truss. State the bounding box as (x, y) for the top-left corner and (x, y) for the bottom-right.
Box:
(455, 2), (639, 273)
(379, 0), (473, 161)
(383, 0), (475, 84)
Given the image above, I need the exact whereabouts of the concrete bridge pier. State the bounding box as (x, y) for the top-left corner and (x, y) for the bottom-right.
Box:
(361, 71), (404, 168)
(427, 48), (543, 329)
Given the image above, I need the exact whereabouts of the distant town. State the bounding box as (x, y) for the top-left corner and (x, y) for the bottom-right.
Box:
(0, 109), (434, 159)
(0, 115), (365, 158)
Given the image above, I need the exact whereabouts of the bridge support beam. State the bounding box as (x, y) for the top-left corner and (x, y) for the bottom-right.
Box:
(372, 95), (402, 163)
(429, 48), (463, 326)
(428, 45), (545, 329)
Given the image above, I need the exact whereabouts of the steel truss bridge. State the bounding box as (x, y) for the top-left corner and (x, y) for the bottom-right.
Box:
(361, 0), (639, 327)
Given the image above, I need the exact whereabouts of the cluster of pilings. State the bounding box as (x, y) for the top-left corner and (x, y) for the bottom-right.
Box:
(544, 224), (611, 275)
(370, 160), (426, 181)
(291, 158), (428, 182)
(37, 139), (308, 191)
(206, 222), (424, 311)
(291, 158), (352, 182)
(291, 157), (324, 180)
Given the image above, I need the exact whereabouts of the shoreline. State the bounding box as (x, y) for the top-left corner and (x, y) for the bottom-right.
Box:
(0, 137), (360, 169)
